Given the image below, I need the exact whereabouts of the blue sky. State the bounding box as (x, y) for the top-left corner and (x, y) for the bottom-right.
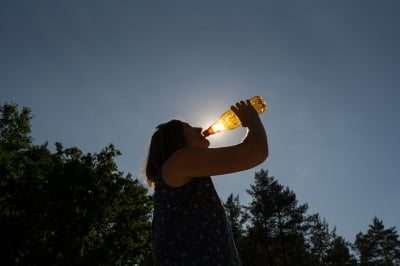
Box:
(1, 0), (399, 243)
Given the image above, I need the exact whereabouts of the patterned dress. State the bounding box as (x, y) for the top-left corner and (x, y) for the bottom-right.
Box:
(152, 172), (242, 266)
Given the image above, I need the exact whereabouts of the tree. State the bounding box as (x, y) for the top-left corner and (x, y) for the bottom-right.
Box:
(0, 102), (32, 151)
(306, 214), (332, 265)
(237, 169), (355, 265)
(241, 169), (310, 266)
(0, 103), (153, 265)
(224, 193), (247, 244)
(306, 214), (356, 265)
(354, 217), (400, 265)
(326, 235), (357, 265)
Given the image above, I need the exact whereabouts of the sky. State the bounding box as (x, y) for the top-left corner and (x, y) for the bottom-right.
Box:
(1, 0), (399, 243)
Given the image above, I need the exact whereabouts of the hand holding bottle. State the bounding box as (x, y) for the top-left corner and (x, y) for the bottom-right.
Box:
(230, 100), (260, 128)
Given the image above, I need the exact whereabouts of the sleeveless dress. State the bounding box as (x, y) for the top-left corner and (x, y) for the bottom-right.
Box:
(152, 172), (242, 266)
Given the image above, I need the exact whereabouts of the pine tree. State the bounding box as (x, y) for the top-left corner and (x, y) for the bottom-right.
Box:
(306, 214), (356, 265)
(241, 169), (310, 266)
(354, 216), (400, 265)
(224, 194), (247, 244)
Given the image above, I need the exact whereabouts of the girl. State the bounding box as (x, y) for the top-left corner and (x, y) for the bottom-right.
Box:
(145, 99), (268, 265)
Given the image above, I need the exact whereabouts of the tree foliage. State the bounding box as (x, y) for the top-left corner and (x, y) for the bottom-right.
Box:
(224, 193), (247, 245)
(241, 169), (311, 265)
(0, 103), (32, 151)
(306, 214), (356, 265)
(223, 169), (400, 265)
(224, 169), (357, 266)
(0, 103), (153, 265)
(354, 217), (400, 265)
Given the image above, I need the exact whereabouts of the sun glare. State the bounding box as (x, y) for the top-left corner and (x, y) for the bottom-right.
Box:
(210, 121), (226, 133)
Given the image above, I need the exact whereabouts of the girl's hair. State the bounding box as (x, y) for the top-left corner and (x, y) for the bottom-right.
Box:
(145, 119), (186, 188)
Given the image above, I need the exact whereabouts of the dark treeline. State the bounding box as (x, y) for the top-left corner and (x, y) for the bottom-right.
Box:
(1, 103), (400, 265)
(224, 169), (400, 265)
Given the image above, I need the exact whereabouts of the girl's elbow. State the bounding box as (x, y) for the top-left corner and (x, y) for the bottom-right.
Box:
(254, 148), (268, 165)
(256, 138), (268, 162)
(260, 149), (268, 163)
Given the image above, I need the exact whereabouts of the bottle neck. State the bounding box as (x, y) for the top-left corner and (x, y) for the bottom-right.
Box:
(202, 128), (214, 137)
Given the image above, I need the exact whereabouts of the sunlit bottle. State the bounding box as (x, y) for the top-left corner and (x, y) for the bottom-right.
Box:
(202, 96), (267, 137)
